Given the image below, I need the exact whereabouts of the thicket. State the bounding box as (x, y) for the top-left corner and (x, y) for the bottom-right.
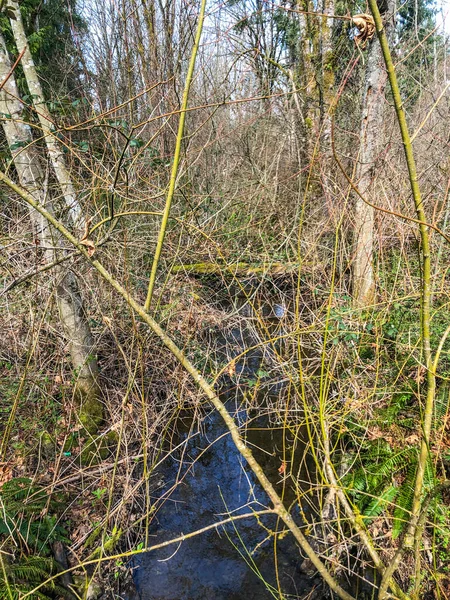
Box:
(0, 0), (449, 598)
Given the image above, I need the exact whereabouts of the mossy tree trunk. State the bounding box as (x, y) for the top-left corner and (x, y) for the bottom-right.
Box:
(0, 34), (103, 433)
(319, 0), (335, 139)
(294, 0), (316, 170)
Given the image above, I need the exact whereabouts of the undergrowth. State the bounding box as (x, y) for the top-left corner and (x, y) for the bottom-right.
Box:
(0, 478), (70, 600)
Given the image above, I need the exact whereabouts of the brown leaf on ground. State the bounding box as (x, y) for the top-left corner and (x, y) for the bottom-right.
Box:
(404, 433), (420, 445)
(367, 426), (396, 446)
(0, 462), (13, 489)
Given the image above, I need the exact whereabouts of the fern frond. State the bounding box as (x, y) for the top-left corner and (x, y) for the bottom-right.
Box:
(392, 460), (417, 539)
(367, 447), (417, 484)
(434, 386), (450, 427)
(0, 555), (71, 600)
(363, 485), (398, 521)
(0, 478), (67, 553)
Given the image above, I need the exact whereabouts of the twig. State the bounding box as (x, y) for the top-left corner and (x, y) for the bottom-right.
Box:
(367, 0), (436, 596)
(1, 251), (77, 296)
(0, 170), (356, 600)
(0, 46), (26, 93)
(144, 0), (207, 311)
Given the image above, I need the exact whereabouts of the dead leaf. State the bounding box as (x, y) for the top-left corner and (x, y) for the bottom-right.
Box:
(352, 14), (376, 49)
(227, 359), (236, 377)
(416, 365), (426, 383)
(80, 218), (95, 256)
(366, 426), (385, 440)
(278, 461), (287, 475)
(0, 462), (13, 489)
(80, 217), (92, 242)
(80, 238), (96, 257)
(405, 434), (420, 445)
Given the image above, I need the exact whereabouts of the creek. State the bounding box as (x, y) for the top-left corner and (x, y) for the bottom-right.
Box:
(131, 286), (326, 599)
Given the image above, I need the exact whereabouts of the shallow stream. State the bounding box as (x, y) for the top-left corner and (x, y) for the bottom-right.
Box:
(131, 293), (323, 599)
(131, 401), (322, 599)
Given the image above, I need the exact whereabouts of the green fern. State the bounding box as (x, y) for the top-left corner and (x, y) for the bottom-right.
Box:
(392, 460), (416, 539)
(392, 457), (435, 539)
(345, 439), (443, 541)
(344, 443), (422, 532)
(0, 555), (70, 600)
(0, 478), (68, 554)
(345, 445), (417, 505)
(0, 478), (71, 600)
(378, 392), (412, 426)
(1, 478), (49, 512)
(364, 485), (398, 522)
(434, 385), (450, 428)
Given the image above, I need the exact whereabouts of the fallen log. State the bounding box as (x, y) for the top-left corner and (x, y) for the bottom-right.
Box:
(170, 262), (299, 277)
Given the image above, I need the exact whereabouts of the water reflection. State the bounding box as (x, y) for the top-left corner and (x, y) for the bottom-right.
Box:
(132, 400), (320, 600)
(133, 297), (321, 599)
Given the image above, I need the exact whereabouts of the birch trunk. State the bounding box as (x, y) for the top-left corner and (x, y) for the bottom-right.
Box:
(353, 1), (394, 306)
(0, 35), (102, 432)
(8, 5), (82, 226)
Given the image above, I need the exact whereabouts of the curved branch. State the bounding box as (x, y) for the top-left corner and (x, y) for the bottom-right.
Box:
(0, 170), (356, 600)
(1, 251), (78, 296)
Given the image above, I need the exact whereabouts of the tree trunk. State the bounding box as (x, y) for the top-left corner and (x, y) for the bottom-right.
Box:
(8, 6), (82, 226)
(288, 0), (315, 184)
(353, 2), (394, 306)
(319, 0), (335, 137)
(0, 34), (103, 433)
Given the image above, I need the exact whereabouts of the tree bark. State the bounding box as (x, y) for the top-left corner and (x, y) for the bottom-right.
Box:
(0, 34), (102, 433)
(319, 0), (335, 139)
(8, 5), (82, 226)
(353, 2), (394, 306)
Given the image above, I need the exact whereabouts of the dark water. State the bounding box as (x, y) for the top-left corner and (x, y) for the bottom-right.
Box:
(132, 301), (324, 600)
(132, 401), (322, 600)
(128, 281), (378, 600)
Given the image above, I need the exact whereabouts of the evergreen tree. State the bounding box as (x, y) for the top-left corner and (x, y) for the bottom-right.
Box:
(396, 0), (443, 101)
(0, 0), (85, 100)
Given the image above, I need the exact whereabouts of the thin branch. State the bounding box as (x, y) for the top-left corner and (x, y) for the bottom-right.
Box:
(332, 121), (450, 246)
(23, 510), (278, 595)
(366, 1), (436, 597)
(0, 170), (356, 600)
(1, 251), (77, 296)
(144, 0), (207, 310)
(0, 45), (26, 93)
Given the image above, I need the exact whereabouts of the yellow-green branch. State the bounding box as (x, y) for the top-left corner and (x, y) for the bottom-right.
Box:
(170, 261), (299, 276)
(0, 170), (355, 600)
(144, 0), (207, 311)
(367, 1), (436, 597)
